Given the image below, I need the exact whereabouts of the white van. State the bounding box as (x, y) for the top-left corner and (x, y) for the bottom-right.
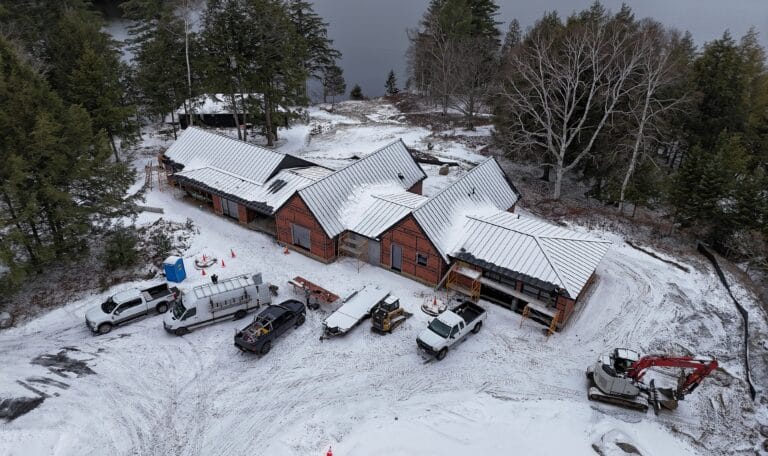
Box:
(164, 273), (272, 336)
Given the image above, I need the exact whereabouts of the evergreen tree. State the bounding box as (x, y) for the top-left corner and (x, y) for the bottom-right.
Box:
(284, 0), (341, 80)
(385, 70), (399, 96)
(350, 84), (364, 100)
(321, 64), (345, 107)
(0, 37), (136, 282)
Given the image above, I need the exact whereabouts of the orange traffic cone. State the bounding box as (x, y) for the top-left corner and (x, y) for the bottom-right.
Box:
(283, 245), (289, 255)
(326, 447), (333, 456)
(221, 259), (226, 267)
(201, 268), (206, 276)
(202, 254), (207, 262)
(230, 249), (236, 258)
(433, 296), (437, 306)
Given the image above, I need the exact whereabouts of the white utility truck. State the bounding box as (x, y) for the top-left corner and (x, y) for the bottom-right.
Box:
(416, 300), (487, 360)
(85, 283), (179, 335)
(164, 273), (271, 336)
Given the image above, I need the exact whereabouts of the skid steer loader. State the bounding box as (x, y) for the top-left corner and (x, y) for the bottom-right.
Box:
(371, 295), (412, 334)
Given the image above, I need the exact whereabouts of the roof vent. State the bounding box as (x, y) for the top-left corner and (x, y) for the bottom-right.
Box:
(468, 187), (476, 196)
(398, 172), (405, 180)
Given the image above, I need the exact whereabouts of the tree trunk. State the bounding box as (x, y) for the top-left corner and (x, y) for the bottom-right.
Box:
(229, 91), (242, 140)
(264, 93), (274, 147)
(184, 11), (194, 127)
(108, 131), (120, 162)
(239, 91), (248, 141)
(553, 165), (564, 200)
(170, 111), (178, 139)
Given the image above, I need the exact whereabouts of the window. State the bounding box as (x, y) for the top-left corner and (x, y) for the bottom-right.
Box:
(182, 307), (197, 320)
(416, 252), (428, 267)
(449, 326), (459, 338)
(291, 224), (311, 250)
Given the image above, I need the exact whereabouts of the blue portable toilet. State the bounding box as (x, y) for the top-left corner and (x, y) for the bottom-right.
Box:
(163, 256), (187, 283)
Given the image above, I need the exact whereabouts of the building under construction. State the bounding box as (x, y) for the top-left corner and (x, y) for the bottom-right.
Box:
(161, 127), (611, 331)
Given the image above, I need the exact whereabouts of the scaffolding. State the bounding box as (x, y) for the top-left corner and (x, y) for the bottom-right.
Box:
(519, 302), (561, 336)
(445, 261), (481, 301)
(338, 232), (369, 272)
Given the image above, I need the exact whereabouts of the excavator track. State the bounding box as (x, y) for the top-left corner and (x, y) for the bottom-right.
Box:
(588, 387), (649, 412)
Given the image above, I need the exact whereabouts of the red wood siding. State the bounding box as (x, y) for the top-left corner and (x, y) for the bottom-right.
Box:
(275, 194), (336, 262)
(212, 195), (223, 215)
(237, 204), (248, 224)
(380, 215), (448, 285)
(407, 180), (423, 195)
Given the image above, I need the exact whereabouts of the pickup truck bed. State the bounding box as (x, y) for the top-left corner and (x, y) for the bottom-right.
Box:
(143, 284), (178, 301)
(454, 302), (484, 325)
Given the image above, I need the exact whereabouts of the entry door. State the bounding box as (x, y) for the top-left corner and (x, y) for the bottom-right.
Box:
(291, 224), (311, 250)
(391, 244), (403, 272)
(368, 240), (380, 265)
(221, 198), (239, 219)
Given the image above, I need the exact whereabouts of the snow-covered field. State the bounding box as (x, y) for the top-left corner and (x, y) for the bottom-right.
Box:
(0, 101), (765, 456)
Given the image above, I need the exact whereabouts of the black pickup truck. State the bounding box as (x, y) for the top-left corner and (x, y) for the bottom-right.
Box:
(234, 300), (306, 355)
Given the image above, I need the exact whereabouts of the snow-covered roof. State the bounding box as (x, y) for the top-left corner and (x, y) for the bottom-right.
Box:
(297, 139), (427, 237)
(165, 127), (287, 185)
(452, 212), (611, 298)
(412, 158), (520, 260)
(176, 93), (285, 115)
(352, 192), (428, 239)
(174, 165), (332, 215)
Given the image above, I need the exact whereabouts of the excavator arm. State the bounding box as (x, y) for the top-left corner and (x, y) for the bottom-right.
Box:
(627, 356), (718, 397)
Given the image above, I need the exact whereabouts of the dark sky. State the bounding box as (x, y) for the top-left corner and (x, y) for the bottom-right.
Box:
(312, 0), (768, 98)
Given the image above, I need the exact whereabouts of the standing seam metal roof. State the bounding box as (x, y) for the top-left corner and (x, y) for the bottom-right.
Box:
(352, 193), (428, 239)
(164, 127), (287, 184)
(297, 139), (426, 238)
(453, 212), (611, 298)
(412, 158), (521, 260)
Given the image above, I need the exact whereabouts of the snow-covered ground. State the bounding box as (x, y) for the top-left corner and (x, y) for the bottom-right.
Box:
(0, 100), (765, 456)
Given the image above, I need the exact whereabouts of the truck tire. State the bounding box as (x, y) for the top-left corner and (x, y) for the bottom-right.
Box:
(234, 310), (247, 320)
(472, 322), (483, 334)
(260, 341), (272, 355)
(295, 314), (306, 326)
(436, 348), (448, 361)
(174, 327), (189, 336)
(98, 323), (112, 335)
(156, 302), (168, 314)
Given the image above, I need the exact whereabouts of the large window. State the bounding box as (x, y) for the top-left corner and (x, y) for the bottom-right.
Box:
(521, 283), (556, 305)
(291, 224), (311, 250)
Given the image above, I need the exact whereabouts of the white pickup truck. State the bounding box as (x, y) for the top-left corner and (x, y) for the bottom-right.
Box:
(85, 283), (179, 334)
(416, 300), (487, 361)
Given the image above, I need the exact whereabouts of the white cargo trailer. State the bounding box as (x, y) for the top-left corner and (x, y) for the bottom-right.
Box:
(164, 273), (272, 336)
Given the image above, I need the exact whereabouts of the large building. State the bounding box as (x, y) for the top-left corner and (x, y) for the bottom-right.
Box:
(161, 127), (611, 330)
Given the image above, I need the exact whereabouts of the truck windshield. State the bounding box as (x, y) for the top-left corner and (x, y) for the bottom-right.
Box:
(171, 301), (186, 319)
(101, 298), (117, 314)
(428, 318), (452, 338)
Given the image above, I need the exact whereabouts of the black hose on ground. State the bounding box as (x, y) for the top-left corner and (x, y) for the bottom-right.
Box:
(697, 242), (757, 400)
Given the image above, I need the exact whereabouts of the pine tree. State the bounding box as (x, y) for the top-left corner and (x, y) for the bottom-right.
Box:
(321, 64), (346, 107)
(284, 0), (341, 80)
(350, 84), (364, 100)
(385, 70), (399, 96)
(0, 36), (136, 282)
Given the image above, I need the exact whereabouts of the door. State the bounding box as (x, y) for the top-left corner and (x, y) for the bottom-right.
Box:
(113, 298), (145, 324)
(221, 198), (239, 219)
(291, 224), (311, 250)
(391, 243), (403, 272)
(273, 312), (291, 336)
(368, 240), (380, 265)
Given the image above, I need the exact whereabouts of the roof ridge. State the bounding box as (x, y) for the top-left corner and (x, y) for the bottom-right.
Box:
(185, 126), (285, 159)
(413, 157), (497, 214)
(297, 138), (410, 194)
(183, 165), (263, 187)
(471, 214), (610, 244)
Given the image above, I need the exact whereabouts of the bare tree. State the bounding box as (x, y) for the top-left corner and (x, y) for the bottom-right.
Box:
(496, 20), (645, 199)
(618, 22), (689, 212)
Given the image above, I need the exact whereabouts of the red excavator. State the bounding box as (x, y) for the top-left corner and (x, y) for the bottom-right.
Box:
(586, 348), (718, 413)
